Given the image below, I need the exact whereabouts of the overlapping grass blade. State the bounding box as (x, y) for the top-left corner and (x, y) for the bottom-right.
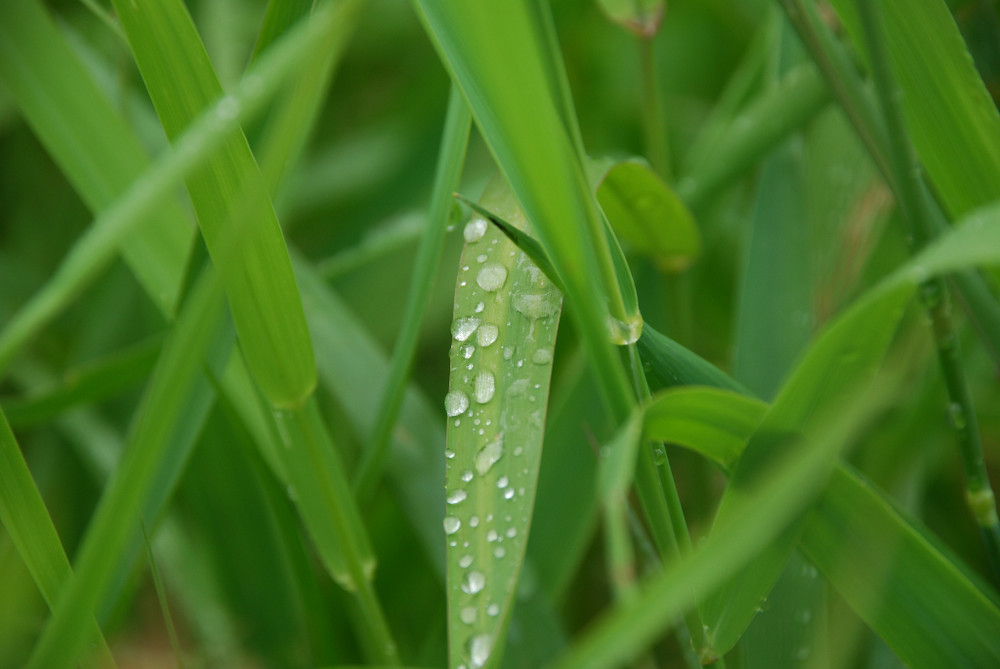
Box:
(111, 0), (314, 408)
(443, 177), (563, 669)
(0, 0), (191, 320)
(829, 0), (1000, 219)
(0, 407), (114, 667)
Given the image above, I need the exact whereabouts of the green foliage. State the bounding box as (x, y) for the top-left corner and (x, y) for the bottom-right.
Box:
(1, 1), (999, 668)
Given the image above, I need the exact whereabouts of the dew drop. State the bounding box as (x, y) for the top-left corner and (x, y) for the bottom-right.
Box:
(459, 555), (474, 568)
(461, 469), (474, 483)
(444, 517), (461, 535)
(462, 345), (475, 359)
(475, 435), (503, 474)
(947, 402), (967, 430)
(513, 294), (557, 320)
(464, 218), (488, 243)
(486, 529), (498, 542)
(469, 634), (493, 668)
(460, 607), (477, 625)
(469, 515), (480, 528)
(506, 527), (517, 538)
(497, 476), (509, 488)
(476, 324), (499, 347)
(504, 488), (515, 500)
(474, 301), (485, 313)
(532, 348), (553, 365)
(474, 372), (496, 404)
(476, 264), (508, 291)
(445, 391), (470, 417)
(476, 254), (488, 263)
(452, 317), (481, 342)
(486, 603), (500, 617)
(448, 490), (468, 504)
(494, 546), (506, 559)
(462, 571), (485, 594)
(445, 449), (455, 459)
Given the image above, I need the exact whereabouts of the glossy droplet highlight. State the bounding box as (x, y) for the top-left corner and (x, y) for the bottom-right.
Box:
(452, 317), (481, 342)
(475, 436), (503, 475)
(445, 391), (470, 417)
(464, 218), (488, 242)
(444, 517), (461, 535)
(476, 264), (508, 292)
(476, 324), (499, 347)
(459, 554), (473, 568)
(447, 490), (468, 504)
(474, 372), (495, 404)
(462, 570), (485, 594)
(469, 634), (493, 668)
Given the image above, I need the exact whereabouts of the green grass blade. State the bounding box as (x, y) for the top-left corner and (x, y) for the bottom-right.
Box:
(829, 0), (1000, 219)
(3, 336), (162, 428)
(597, 411), (644, 602)
(27, 267), (227, 669)
(637, 324), (751, 394)
(0, 407), (114, 667)
(413, 0), (635, 421)
(353, 84), (472, 500)
(111, 0), (316, 408)
(444, 177), (563, 669)
(250, 0), (315, 63)
(0, 0), (191, 319)
(0, 4), (336, 381)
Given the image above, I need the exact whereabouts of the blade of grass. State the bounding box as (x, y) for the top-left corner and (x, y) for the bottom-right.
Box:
(0, 3), (339, 381)
(0, 407), (115, 667)
(353, 84), (472, 500)
(443, 176), (564, 669)
(0, 0), (191, 320)
(855, 0), (1000, 579)
(111, 0), (315, 408)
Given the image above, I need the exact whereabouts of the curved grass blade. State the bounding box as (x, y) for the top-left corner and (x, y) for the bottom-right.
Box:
(444, 177), (563, 669)
(829, 0), (1000, 219)
(111, 0), (315, 408)
(0, 0), (191, 319)
(0, 408), (114, 667)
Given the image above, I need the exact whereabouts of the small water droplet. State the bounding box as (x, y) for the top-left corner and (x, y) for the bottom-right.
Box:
(487, 603), (500, 616)
(607, 315), (642, 345)
(445, 391), (470, 417)
(494, 546), (506, 559)
(477, 324), (499, 347)
(513, 294), (557, 320)
(444, 517), (461, 535)
(462, 345), (475, 359)
(504, 488), (515, 500)
(474, 301), (485, 313)
(469, 515), (479, 527)
(475, 435), (503, 474)
(462, 571), (485, 594)
(448, 490), (468, 504)
(506, 527), (517, 538)
(469, 634), (493, 668)
(461, 606), (477, 624)
(452, 317), (481, 342)
(461, 469), (474, 483)
(477, 264), (508, 292)
(532, 348), (553, 365)
(947, 402), (967, 430)
(497, 476), (509, 488)
(653, 446), (666, 465)
(503, 346), (515, 360)
(476, 254), (488, 263)
(459, 555), (473, 568)
(474, 372), (496, 404)
(445, 449), (455, 459)
(464, 218), (488, 243)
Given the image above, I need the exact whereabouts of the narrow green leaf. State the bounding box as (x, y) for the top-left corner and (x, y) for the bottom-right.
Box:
(637, 324), (751, 394)
(598, 411), (644, 603)
(112, 0), (316, 408)
(593, 159), (701, 272)
(250, 0), (315, 62)
(0, 0), (191, 319)
(0, 408), (114, 667)
(444, 177), (563, 669)
(829, 0), (1000, 219)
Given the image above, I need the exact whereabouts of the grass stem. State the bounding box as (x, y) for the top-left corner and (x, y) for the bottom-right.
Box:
(856, 0), (1000, 583)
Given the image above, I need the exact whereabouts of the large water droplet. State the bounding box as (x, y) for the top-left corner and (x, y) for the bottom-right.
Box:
(503, 488), (515, 500)
(459, 554), (473, 568)
(444, 517), (461, 535)
(448, 490), (468, 504)
(452, 317), (481, 342)
(607, 315), (642, 345)
(475, 435), (503, 475)
(445, 391), (470, 417)
(464, 218), (488, 242)
(469, 634), (493, 668)
(474, 372), (496, 404)
(462, 570), (485, 594)
(477, 264), (508, 292)
(532, 348), (553, 365)
(477, 324), (499, 347)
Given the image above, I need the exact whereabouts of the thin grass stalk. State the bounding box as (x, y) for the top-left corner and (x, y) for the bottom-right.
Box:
(352, 84), (471, 500)
(856, 0), (1000, 582)
(639, 37), (671, 182)
(779, 0), (1000, 370)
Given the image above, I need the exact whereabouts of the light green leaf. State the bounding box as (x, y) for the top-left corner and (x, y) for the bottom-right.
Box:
(595, 0), (664, 38)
